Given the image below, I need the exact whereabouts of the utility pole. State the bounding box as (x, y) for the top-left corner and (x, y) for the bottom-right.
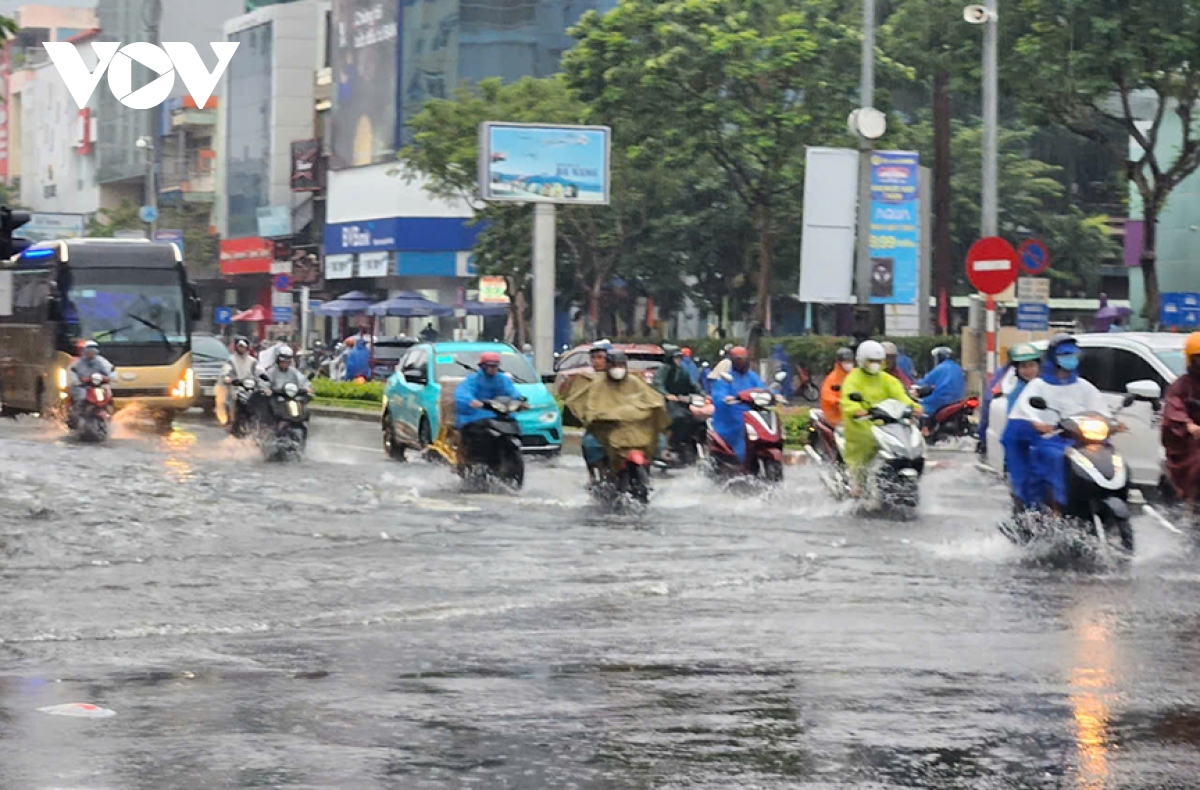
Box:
(981, 0), (998, 237)
(854, 0), (876, 310)
(143, 0), (162, 237)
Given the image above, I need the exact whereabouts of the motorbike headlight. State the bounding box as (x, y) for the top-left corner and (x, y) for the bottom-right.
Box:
(243, 378), (255, 389)
(1078, 417), (1109, 443)
(284, 383), (299, 398)
(753, 392), (772, 407)
(91, 373), (103, 385)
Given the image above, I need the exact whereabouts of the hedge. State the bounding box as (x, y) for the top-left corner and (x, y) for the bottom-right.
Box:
(313, 379), (385, 402)
(614, 335), (962, 379)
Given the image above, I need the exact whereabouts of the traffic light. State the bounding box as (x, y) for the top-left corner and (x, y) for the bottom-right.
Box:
(0, 207), (30, 259)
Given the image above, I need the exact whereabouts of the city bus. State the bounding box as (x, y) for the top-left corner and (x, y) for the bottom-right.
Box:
(0, 238), (201, 430)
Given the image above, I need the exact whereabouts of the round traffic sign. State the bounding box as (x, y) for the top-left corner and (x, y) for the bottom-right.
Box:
(1018, 238), (1050, 276)
(966, 236), (1019, 295)
(139, 205), (158, 224)
(272, 274), (292, 292)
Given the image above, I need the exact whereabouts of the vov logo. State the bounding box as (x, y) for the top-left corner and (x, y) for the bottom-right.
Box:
(44, 42), (240, 110)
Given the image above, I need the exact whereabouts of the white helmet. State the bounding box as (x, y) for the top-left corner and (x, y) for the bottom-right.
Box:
(856, 340), (886, 368)
(277, 345), (295, 360)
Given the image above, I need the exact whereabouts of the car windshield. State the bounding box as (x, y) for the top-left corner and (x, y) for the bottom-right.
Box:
(373, 344), (412, 361)
(1156, 350), (1185, 376)
(66, 268), (187, 347)
(436, 349), (537, 384)
(192, 335), (229, 361)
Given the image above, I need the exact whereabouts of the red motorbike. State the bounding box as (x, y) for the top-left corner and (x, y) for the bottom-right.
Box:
(916, 386), (979, 446)
(73, 373), (114, 442)
(706, 388), (785, 482)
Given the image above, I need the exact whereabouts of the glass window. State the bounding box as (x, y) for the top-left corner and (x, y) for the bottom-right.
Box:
(226, 22), (273, 238)
(12, 271), (49, 324)
(435, 348), (536, 383)
(1077, 346), (1114, 392)
(192, 334), (230, 361)
(1110, 349), (1165, 391)
(556, 351), (587, 371)
(329, 0), (400, 169)
(64, 269), (186, 347)
(1156, 350), (1185, 377)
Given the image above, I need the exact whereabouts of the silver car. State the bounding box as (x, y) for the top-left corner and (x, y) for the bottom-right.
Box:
(191, 333), (231, 416)
(984, 332), (1182, 491)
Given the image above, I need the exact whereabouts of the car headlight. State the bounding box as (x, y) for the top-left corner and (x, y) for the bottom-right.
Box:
(1078, 417), (1109, 443)
(57, 368), (68, 391)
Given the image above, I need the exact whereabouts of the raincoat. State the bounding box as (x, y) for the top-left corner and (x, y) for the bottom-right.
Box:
(916, 359), (966, 416)
(654, 361), (702, 436)
(820, 364), (850, 427)
(680, 356), (701, 386)
(839, 368), (916, 471)
(565, 373), (668, 467)
(770, 344), (793, 398)
(1161, 372), (1200, 501)
(454, 370), (522, 429)
(344, 343), (370, 380)
(704, 358), (732, 395)
(887, 365), (913, 390)
(69, 355), (116, 403)
(711, 368), (766, 461)
(976, 366), (1010, 445)
(1006, 359), (1107, 507)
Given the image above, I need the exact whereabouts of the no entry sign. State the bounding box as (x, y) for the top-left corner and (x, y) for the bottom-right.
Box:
(966, 236), (1019, 295)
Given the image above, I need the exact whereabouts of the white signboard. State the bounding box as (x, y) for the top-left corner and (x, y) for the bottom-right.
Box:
(271, 290), (292, 307)
(0, 271), (11, 317)
(1017, 276), (1049, 303)
(269, 258), (292, 275)
(325, 253), (353, 280)
(357, 251), (390, 278)
(799, 147), (858, 303)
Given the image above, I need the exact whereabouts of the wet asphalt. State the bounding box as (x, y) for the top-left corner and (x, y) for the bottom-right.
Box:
(1, 412), (1199, 789)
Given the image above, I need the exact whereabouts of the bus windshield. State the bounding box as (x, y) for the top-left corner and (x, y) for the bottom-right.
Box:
(66, 268), (188, 348)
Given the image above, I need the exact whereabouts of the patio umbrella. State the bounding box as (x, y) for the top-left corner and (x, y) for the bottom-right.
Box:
(465, 300), (509, 317)
(367, 292), (453, 317)
(312, 290), (373, 317)
(231, 305), (269, 322)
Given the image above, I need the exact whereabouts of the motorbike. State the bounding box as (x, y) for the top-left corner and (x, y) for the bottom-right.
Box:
(793, 363), (820, 403)
(805, 405), (851, 499)
(590, 447), (653, 508)
(706, 385), (786, 483)
(657, 394), (713, 470)
(454, 396), (526, 489)
(72, 372), (113, 443)
(914, 384), (979, 446)
(846, 392), (926, 512)
(1002, 395), (1135, 553)
(259, 381), (311, 461)
(226, 376), (261, 438)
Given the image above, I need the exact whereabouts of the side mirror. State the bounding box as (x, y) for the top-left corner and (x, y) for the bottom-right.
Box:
(1122, 393), (1137, 408)
(1029, 396), (1048, 410)
(541, 372), (557, 385)
(774, 371), (788, 383)
(848, 392), (864, 403)
(190, 296), (202, 322)
(46, 296), (62, 321)
(1126, 379), (1162, 402)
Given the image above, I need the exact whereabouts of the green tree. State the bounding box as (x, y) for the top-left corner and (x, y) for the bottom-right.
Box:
(1014, 0), (1200, 319)
(565, 0), (871, 327)
(87, 200), (218, 275)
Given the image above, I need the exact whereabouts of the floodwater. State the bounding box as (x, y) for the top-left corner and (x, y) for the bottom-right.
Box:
(1, 414), (1198, 789)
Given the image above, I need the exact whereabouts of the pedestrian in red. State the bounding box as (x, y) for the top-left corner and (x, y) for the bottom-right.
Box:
(1161, 332), (1200, 506)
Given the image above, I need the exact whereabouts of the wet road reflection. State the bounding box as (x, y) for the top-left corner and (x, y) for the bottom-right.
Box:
(1, 415), (1199, 787)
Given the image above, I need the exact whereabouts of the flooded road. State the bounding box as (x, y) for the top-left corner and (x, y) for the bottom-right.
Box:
(1, 414), (1199, 788)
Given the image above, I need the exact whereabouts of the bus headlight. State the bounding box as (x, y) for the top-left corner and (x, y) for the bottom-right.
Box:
(56, 368), (68, 391)
(171, 368), (194, 399)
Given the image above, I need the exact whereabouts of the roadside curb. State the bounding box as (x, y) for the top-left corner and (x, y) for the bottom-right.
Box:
(310, 404), (380, 423)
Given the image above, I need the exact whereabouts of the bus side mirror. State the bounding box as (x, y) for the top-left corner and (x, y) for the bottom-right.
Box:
(46, 296), (62, 321)
(189, 295), (202, 322)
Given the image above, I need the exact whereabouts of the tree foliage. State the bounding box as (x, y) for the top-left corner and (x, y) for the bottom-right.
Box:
(1014, 0), (1200, 317)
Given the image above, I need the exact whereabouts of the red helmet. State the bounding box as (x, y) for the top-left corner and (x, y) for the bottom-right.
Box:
(729, 346), (749, 360)
(479, 351), (502, 366)
(681, 347), (692, 357)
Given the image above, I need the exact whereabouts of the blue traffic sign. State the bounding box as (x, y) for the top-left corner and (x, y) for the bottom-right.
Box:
(272, 306), (293, 324)
(1016, 302), (1049, 331)
(272, 274), (292, 292)
(139, 205), (159, 224)
(1161, 292), (1200, 328)
(1018, 239), (1050, 276)
(213, 306), (234, 325)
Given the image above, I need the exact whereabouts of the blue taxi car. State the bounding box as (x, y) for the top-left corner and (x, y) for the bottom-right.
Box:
(382, 341), (562, 460)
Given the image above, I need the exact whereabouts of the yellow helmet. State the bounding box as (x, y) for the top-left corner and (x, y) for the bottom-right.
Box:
(1186, 332), (1200, 364)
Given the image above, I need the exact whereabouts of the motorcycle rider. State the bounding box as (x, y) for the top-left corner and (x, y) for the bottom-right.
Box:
(265, 346), (312, 395)
(222, 336), (259, 433)
(882, 342), (913, 389)
(565, 349), (668, 482)
(710, 346), (766, 463)
(1006, 335), (1108, 511)
(256, 335), (289, 376)
(455, 351), (526, 460)
(820, 347), (856, 428)
(68, 340), (116, 426)
(679, 347), (701, 385)
(978, 343), (1041, 455)
(1161, 331), (1200, 507)
(840, 341), (921, 496)
(914, 346), (966, 432)
(654, 344), (704, 457)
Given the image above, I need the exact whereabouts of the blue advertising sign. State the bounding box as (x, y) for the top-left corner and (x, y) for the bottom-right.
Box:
(324, 217), (481, 255)
(1161, 292), (1200, 328)
(1016, 302), (1050, 331)
(868, 151), (920, 305)
(479, 123), (611, 205)
(213, 306), (234, 325)
(272, 306), (293, 324)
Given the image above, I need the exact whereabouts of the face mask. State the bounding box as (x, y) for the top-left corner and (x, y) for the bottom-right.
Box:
(841, 362), (854, 373)
(865, 362), (882, 375)
(609, 368), (627, 381)
(1057, 355), (1079, 371)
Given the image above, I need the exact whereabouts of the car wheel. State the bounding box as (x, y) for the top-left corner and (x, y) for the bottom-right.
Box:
(418, 415), (431, 449)
(383, 413), (406, 461)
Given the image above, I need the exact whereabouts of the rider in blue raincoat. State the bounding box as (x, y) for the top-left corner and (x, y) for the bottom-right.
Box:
(710, 346), (766, 462)
(454, 351), (524, 430)
(914, 346), (966, 425)
(1004, 336), (1107, 509)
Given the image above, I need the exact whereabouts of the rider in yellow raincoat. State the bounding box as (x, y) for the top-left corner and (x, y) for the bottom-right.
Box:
(840, 341), (921, 486)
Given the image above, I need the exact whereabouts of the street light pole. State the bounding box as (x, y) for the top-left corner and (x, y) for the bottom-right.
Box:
(981, 0), (998, 238)
(143, 0), (161, 238)
(854, 0), (876, 310)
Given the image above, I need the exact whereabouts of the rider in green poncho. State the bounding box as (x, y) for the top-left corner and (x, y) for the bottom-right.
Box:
(840, 341), (922, 493)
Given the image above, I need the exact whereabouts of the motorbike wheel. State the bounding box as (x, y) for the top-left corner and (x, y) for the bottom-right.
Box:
(762, 458), (784, 483)
(626, 465), (650, 504)
(801, 382), (820, 403)
(499, 450), (525, 489)
(382, 414), (406, 461)
(1104, 514), (1134, 553)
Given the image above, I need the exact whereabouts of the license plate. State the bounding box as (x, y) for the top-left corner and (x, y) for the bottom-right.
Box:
(201, 386), (215, 396)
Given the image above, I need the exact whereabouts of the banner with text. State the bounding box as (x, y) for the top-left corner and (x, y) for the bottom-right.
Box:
(868, 151), (920, 305)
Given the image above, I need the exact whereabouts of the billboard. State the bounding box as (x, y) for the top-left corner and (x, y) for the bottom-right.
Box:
(868, 151), (920, 305)
(478, 123), (610, 205)
(798, 148), (858, 304)
(219, 237), (274, 275)
(290, 138), (322, 191)
(330, 0), (401, 170)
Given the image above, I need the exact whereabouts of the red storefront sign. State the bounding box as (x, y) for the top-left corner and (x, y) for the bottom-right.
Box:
(219, 237), (274, 275)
